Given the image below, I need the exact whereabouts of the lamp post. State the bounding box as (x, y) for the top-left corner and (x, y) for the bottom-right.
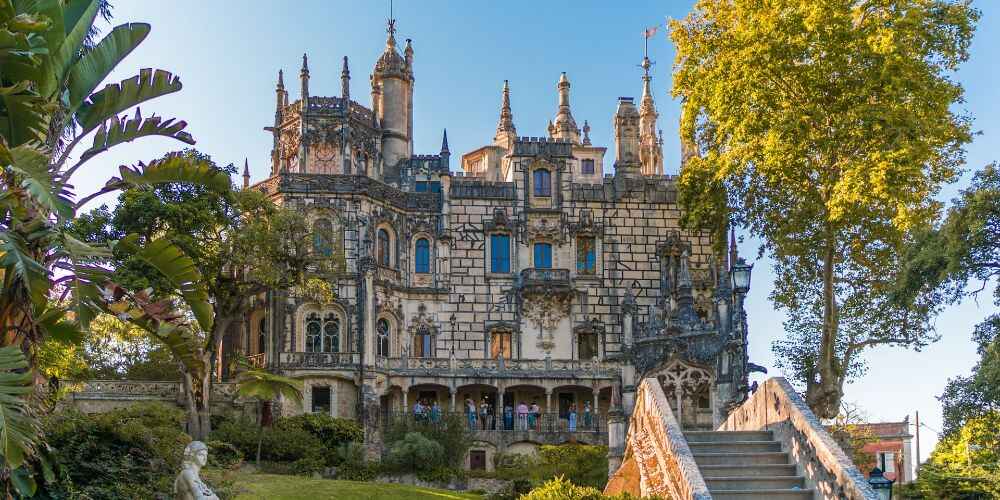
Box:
(868, 467), (894, 500)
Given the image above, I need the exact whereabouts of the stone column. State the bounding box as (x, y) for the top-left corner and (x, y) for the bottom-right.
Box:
(545, 389), (552, 414)
(363, 271), (376, 366)
(402, 389), (408, 414)
(450, 388), (457, 412)
(606, 407), (626, 476)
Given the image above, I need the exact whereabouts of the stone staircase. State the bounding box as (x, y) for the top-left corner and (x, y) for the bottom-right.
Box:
(685, 430), (814, 500)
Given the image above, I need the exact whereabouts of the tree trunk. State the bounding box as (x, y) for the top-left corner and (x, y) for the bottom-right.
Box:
(806, 236), (844, 419)
(256, 401), (264, 467)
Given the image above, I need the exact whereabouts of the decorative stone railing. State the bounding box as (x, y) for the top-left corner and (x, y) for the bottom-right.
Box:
(719, 377), (879, 500)
(380, 356), (617, 378)
(604, 378), (711, 500)
(279, 351), (360, 369)
(70, 380), (241, 404)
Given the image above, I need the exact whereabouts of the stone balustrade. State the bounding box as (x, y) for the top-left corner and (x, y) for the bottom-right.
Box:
(719, 377), (879, 500)
(605, 378), (711, 500)
(279, 351), (360, 369)
(68, 380), (243, 414)
(378, 356), (617, 378)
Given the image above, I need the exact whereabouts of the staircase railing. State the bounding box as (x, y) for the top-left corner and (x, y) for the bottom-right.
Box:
(720, 377), (879, 500)
(604, 378), (711, 500)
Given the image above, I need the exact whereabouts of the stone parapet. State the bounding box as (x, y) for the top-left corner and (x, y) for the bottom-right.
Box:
(605, 378), (711, 500)
(379, 356), (618, 379)
(719, 377), (879, 500)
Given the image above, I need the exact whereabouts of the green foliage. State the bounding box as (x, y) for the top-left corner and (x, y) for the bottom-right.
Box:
(535, 444), (609, 490)
(280, 413), (364, 458)
(0, 346), (40, 470)
(519, 476), (655, 500)
(207, 439), (243, 469)
(672, 0), (980, 418)
(41, 403), (191, 498)
(385, 412), (472, 468)
(907, 411), (1000, 499)
(385, 432), (446, 473)
(209, 416), (339, 473)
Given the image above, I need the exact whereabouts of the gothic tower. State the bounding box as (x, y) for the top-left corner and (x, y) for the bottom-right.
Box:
(551, 72), (580, 143)
(638, 56), (664, 175)
(371, 18), (414, 171)
(613, 97), (641, 177)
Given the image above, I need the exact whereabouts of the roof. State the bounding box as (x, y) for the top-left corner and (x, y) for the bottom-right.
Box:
(855, 421), (913, 439)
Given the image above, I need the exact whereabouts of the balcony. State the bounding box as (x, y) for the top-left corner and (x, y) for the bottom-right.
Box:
(385, 412), (608, 446)
(279, 352), (360, 370)
(379, 357), (617, 379)
(247, 353), (266, 369)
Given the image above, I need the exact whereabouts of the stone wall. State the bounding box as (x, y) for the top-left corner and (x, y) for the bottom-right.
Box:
(604, 378), (711, 500)
(720, 377), (879, 500)
(66, 380), (249, 418)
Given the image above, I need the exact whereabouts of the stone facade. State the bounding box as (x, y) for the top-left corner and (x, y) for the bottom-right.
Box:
(230, 17), (754, 463)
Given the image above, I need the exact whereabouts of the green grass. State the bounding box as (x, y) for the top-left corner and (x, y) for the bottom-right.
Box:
(208, 471), (483, 500)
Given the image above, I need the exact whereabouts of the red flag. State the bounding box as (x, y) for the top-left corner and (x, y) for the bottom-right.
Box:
(643, 25), (658, 39)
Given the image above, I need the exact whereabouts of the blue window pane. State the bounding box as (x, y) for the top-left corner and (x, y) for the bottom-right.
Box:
(422, 334), (433, 357)
(415, 181), (428, 192)
(429, 181), (441, 193)
(534, 243), (552, 269)
(582, 159), (595, 175)
(533, 169), (551, 197)
(491, 234), (510, 273)
(415, 239), (430, 273)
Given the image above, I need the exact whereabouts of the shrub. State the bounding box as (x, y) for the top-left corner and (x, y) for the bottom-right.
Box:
(536, 444), (609, 490)
(416, 466), (465, 484)
(385, 432), (446, 472)
(41, 403), (191, 498)
(209, 416), (325, 469)
(385, 413), (471, 468)
(279, 413), (363, 452)
(335, 441), (367, 467)
(207, 440), (243, 469)
(520, 476), (657, 500)
(337, 462), (381, 481)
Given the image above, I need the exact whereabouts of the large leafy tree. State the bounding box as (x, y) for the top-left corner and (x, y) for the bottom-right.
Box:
(898, 164), (1000, 435)
(0, 1), (227, 488)
(73, 149), (340, 439)
(671, 0), (979, 417)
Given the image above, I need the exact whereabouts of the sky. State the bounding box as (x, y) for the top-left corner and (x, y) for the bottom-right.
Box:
(83, 1), (1000, 471)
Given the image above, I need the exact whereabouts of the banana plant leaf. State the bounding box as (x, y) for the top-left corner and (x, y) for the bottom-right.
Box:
(113, 155), (231, 194)
(74, 68), (183, 134)
(66, 22), (150, 116)
(0, 346), (38, 470)
(0, 229), (50, 309)
(8, 144), (73, 219)
(78, 107), (193, 162)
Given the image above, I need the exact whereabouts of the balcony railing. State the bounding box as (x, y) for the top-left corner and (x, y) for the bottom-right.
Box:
(247, 353), (266, 369)
(379, 356), (616, 378)
(520, 268), (571, 284)
(386, 411), (607, 435)
(279, 351), (360, 369)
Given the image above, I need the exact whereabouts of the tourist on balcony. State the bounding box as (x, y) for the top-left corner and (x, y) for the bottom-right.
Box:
(503, 403), (513, 430)
(529, 401), (540, 431)
(517, 402), (529, 430)
(465, 398), (477, 430)
(583, 402), (592, 430)
(479, 400), (491, 430)
(413, 400), (426, 421)
(568, 403), (578, 432)
(430, 401), (441, 423)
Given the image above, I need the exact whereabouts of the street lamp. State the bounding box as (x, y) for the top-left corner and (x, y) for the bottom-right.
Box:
(868, 467), (894, 500)
(731, 258), (753, 294)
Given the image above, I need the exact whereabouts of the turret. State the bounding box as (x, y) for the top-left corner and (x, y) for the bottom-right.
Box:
(275, 69), (286, 115)
(613, 97), (641, 177)
(551, 72), (580, 143)
(440, 129), (450, 170)
(638, 55), (663, 175)
(242, 159), (250, 189)
(300, 53), (310, 105)
(341, 56), (350, 101)
(371, 18), (413, 170)
(494, 80), (516, 149)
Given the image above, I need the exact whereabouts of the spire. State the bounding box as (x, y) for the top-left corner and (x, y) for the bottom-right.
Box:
(242, 159), (250, 189)
(404, 38), (413, 67)
(638, 48), (662, 175)
(729, 226), (738, 271)
(552, 72), (580, 143)
(440, 129), (449, 154)
(582, 120), (591, 146)
(275, 69), (287, 114)
(494, 80), (516, 144)
(300, 53), (310, 101)
(341, 56), (350, 101)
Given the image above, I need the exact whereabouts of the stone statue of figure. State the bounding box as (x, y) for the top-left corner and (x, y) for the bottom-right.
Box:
(174, 441), (219, 500)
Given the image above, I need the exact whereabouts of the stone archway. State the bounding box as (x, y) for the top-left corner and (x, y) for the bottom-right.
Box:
(651, 359), (714, 430)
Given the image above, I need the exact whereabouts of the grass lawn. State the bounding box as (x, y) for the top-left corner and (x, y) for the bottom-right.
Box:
(207, 471), (483, 500)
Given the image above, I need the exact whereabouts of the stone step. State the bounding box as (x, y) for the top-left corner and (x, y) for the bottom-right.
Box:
(687, 441), (782, 454)
(709, 489), (814, 500)
(685, 430), (774, 443)
(692, 452), (790, 466)
(704, 475), (806, 491)
(699, 464), (799, 478)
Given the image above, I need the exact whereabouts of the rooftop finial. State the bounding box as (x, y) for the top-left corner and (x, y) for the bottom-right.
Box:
(301, 53), (309, 73)
(242, 159), (250, 189)
(276, 69), (284, 90)
(387, 0), (397, 42)
(495, 80), (516, 140)
(729, 226), (738, 271)
(582, 120), (591, 145)
(341, 56), (350, 100)
(300, 53), (309, 101)
(440, 129), (450, 154)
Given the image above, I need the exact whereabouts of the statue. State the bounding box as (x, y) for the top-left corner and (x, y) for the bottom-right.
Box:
(174, 441), (219, 500)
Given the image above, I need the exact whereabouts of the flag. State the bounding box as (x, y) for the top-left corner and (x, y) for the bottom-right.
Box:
(643, 25), (658, 39)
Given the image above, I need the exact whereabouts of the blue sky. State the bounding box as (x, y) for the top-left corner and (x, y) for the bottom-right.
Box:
(85, 1), (999, 464)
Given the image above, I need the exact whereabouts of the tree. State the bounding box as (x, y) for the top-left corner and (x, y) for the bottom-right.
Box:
(233, 359), (303, 466)
(897, 164), (1000, 435)
(73, 149), (340, 439)
(671, 0), (979, 418)
(907, 411), (1000, 499)
(826, 402), (878, 473)
(0, 1), (227, 486)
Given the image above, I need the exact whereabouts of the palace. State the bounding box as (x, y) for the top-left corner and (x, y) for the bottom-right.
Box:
(236, 18), (753, 469)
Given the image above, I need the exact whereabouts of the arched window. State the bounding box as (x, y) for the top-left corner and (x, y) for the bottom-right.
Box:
(490, 330), (512, 360)
(533, 242), (553, 269)
(577, 236), (596, 275)
(313, 219), (333, 257)
(415, 238), (430, 273)
(490, 234), (511, 273)
(323, 313), (340, 353)
(377, 228), (391, 267)
(578, 333), (598, 360)
(258, 316), (267, 355)
(376, 319), (390, 357)
(305, 313), (323, 352)
(533, 169), (551, 197)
